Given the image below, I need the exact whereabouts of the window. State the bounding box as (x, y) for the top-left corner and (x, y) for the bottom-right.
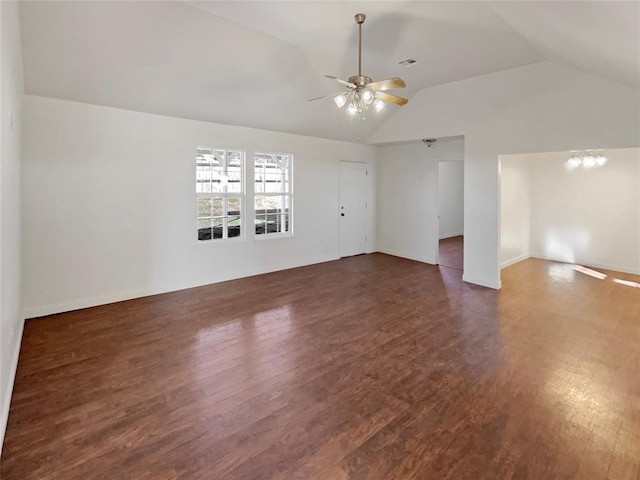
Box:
(196, 147), (244, 241)
(254, 153), (293, 236)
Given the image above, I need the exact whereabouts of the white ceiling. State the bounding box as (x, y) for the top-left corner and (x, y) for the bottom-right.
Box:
(489, 1), (640, 88)
(20, 1), (639, 142)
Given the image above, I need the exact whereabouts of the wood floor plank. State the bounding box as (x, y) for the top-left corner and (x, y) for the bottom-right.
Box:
(439, 235), (463, 270)
(2, 254), (639, 479)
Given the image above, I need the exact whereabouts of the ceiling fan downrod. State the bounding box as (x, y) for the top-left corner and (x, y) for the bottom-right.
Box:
(356, 13), (365, 77)
(349, 14), (372, 87)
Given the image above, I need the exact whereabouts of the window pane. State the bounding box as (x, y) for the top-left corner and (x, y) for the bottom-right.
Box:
(197, 218), (213, 241)
(227, 197), (241, 214)
(255, 196), (287, 234)
(228, 216), (241, 238)
(211, 170), (225, 193)
(211, 150), (224, 166)
(255, 214), (268, 235)
(255, 195), (271, 211)
(265, 173), (284, 193)
(196, 164), (212, 193)
(226, 150), (242, 168)
(212, 197), (224, 217)
(256, 195), (290, 212)
(198, 218), (213, 229)
(212, 217), (224, 239)
(197, 197), (213, 218)
(227, 171), (242, 193)
(277, 154), (290, 170)
(255, 172), (265, 193)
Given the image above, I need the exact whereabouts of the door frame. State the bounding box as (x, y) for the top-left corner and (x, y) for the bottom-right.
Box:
(339, 160), (368, 258)
(435, 160), (465, 267)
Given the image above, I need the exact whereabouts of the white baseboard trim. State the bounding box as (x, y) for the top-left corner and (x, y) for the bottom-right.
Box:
(462, 274), (502, 290)
(529, 253), (640, 276)
(0, 316), (25, 456)
(376, 248), (436, 266)
(23, 254), (339, 319)
(439, 232), (463, 240)
(501, 252), (531, 269)
(24, 287), (179, 319)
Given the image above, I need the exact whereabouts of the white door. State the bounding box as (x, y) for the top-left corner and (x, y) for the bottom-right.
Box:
(339, 161), (368, 257)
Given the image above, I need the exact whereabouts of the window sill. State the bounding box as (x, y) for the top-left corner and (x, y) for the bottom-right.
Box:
(253, 232), (294, 242)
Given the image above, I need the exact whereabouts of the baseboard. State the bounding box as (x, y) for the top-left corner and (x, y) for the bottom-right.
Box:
(501, 252), (530, 269)
(439, 233), (463, 240)
(0, 316), (25, 456)
(23, 254), (339, 319)
(376, 248), (436, 265)
(529, 253), (640, 276)
(462, 274), (502, 290)
(256, 255), (341, 277)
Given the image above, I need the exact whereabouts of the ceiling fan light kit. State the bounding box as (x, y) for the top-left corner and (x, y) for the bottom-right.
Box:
(309, 13), (409, 119)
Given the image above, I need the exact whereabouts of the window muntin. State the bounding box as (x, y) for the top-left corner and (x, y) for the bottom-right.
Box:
(197, 147), (244, 241)
(254, 153), (292, 236)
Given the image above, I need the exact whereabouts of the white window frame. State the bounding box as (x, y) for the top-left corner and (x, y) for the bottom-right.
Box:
(196, 147), (245, 243)
(253, 152), (293, 239)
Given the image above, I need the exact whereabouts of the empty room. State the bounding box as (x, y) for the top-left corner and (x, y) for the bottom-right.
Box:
(1, 1), (639, 479)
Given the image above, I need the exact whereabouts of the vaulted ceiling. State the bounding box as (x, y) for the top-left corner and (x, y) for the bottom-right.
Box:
(19, 1), (640, 142)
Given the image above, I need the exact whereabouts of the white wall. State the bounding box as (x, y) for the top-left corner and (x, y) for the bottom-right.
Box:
(500, 155), (531, 267)
(0, 0), (24, 452)
(376, 137), (464, 264)
(438, 162), (464, 239)
(369, 61), (640, 288)
(530, 149), (639, 274)
(22, 96), (377, 318)
(501, 148), (640, 275)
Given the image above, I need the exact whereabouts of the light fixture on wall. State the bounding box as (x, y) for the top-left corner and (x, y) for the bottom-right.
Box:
(566, 150), (607, 169)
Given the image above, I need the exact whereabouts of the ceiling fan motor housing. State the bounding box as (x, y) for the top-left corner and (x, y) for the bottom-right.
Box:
(348, 75), (373, 87)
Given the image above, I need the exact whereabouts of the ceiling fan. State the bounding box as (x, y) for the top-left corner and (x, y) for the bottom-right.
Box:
(309, 13), (409, 117)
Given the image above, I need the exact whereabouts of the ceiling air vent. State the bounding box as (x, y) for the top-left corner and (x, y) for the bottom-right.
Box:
(399, 59), (417, 66)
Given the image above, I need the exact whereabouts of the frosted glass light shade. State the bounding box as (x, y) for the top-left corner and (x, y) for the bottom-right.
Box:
(333, 94), (347, 108)
(347, 102), (358, 116)
(567, 155), (582, 168)
(373, 99), (385, 112)
(361, 88), (375, 105)
(595, 155), (607, 166)
(582, 155), (596, 168)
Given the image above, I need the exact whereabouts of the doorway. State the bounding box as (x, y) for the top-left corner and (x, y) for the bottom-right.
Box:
(437, 161), (464, 270)
(339, 161), (367, 257)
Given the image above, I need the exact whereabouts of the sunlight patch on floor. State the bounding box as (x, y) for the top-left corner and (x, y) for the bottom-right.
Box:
(574, 265), (607, 280)
(613, 278), (640, 288)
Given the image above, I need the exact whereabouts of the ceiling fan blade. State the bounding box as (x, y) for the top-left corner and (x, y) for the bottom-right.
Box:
(308, 94), (331, 102)
(375, 91), (409, 106)
(325, 75), (356, 89)
(367, 77), (406, 91)
(308, 92), (346, 102)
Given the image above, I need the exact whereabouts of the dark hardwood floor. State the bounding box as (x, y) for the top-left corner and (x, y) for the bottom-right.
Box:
(439, 235), (463, 270)
(2, 254), (640, 479)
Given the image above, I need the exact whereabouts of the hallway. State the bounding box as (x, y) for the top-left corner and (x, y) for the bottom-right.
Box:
(439, 235), (463, 270)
